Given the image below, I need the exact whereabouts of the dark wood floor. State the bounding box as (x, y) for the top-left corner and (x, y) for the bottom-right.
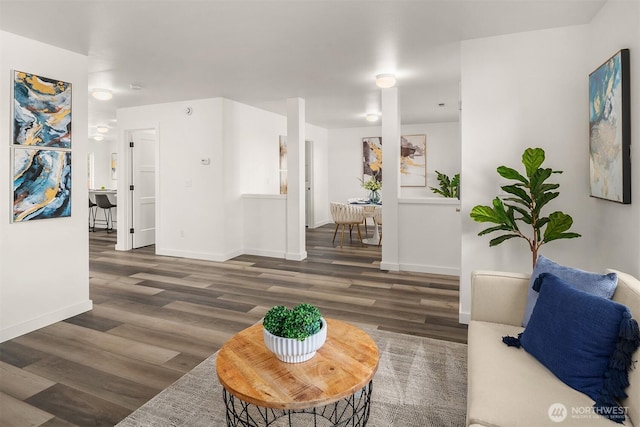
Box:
(0, 224), (467, 427)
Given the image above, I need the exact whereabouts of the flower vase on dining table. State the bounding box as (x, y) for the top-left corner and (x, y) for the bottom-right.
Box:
(368, 190), (381, 204)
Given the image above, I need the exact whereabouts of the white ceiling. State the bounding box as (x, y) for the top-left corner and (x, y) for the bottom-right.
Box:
(1, 0), (605, 143)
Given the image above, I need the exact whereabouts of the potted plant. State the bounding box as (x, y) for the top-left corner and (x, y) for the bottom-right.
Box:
(262, 303), (327, 363)
(470, 147), (581, 268)
(430, 171), (460, 199)
(360, 177), (382, 204)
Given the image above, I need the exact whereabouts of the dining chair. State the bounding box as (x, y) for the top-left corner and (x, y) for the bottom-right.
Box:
(89, 198), (97, 232)
(373, 206), (382, 246)
(95, 193), (117, 233)
(362, 205), (376, 236)
(329, 202), (365, 248)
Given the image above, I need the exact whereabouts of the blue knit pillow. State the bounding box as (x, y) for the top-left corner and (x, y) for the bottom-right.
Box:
(522, 255), (617, 327)
(519, 273), (640, 424)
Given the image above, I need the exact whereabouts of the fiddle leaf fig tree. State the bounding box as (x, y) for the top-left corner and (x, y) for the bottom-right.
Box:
(470, 147), (581, 268)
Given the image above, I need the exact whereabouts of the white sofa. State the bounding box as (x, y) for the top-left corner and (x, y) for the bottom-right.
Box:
(467, 269), (640, 426)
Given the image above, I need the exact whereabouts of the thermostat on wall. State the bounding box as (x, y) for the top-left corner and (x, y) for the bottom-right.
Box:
(201, 158), (210, 165)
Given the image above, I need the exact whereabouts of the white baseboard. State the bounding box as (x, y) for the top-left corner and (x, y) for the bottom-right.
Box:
(397, 262), (460, 277)
(286, 251), (308, 261)
(1, 300), (93, 343)
(244, 248), (286, 259)
(156, 247), (244, 262)
(379, 261), (400, 271)
(459, 311), (470, 325)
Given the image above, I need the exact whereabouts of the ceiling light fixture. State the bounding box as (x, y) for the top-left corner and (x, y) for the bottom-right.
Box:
(91, 88), (113, 101)
(366, 113), (380, 122)
(96, 125), (109, 133)
(129, 84), (142, 90)
(93, 135), (104, 141)
(375, 73), (396, 88)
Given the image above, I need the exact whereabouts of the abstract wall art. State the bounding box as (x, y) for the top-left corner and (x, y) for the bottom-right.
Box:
(588, 49), (631, 204)
(400, 134), (426, 187)
(362, 136), (382, 182)
(11, 70), (72, 222)
(13, 71), (72, 148)
(279, 135), (287, 194)
(13, 148), (72, 222)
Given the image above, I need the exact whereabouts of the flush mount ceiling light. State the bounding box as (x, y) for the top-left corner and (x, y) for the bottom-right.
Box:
(375, 73), (396, 88)
(91, 88), (113, 101)
(96, 125), (109, 133)
(93, 135), (104, 141)
(366, 113), (380, 122)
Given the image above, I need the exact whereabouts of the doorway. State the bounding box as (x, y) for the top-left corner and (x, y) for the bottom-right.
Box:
(128, 129), (157, 249)
(305, 140), (314, 227)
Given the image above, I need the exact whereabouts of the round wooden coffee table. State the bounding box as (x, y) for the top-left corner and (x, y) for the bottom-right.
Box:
(216, 318), (379, 426)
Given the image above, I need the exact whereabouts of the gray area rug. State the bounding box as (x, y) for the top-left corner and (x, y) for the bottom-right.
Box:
(117, 328), (467, 427)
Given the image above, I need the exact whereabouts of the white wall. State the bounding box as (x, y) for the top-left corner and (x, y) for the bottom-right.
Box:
(586, 0), (640, 275)
(328, 122), (461, 274)
(117, 97), (329, 260)
(327, 122), (460, 204)
(0, 31), (92, 342)
(460, 1), (640, 322)
(88, 139), (117, 190)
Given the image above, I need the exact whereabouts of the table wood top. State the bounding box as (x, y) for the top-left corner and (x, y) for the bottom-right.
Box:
(216, 318), (379, 410)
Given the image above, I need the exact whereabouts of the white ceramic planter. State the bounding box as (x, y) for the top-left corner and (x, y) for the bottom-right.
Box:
(263, 318), (327, 363)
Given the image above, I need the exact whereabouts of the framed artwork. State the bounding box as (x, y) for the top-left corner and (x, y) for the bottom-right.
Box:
(588, 49), (631, 204)
(11, 70), (72, 222)
(111, 153), (118, 180)
(363, 137), (382, 182)
(13, 148), (72, 222)
(279, 135), (287, 194)
(400, 134), (426, 187)
(13, 71), (72, 148)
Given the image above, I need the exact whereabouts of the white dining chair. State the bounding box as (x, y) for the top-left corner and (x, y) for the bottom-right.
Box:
(330, 202), (365, 247)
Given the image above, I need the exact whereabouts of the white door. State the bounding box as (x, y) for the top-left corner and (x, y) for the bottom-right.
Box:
(131, 129), (156, 248)
(305, 140), (314, 227)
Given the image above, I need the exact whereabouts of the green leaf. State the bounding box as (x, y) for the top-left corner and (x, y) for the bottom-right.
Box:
(522, 148), (545, 178)
(470, 205), (502, 223)
(489, 234), (520, 246)
(501, 185), (532, 204)
(477, 224), (514, 236)
(497, 166), (527, 183)
(543, 212), (578, 243)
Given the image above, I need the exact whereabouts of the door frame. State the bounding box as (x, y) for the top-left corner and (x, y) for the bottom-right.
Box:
(115, 126), (159, 251)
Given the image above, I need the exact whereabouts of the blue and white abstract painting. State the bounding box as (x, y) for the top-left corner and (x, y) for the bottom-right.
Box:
(13, 149), (72, 222)
(13, 71), (72, 148)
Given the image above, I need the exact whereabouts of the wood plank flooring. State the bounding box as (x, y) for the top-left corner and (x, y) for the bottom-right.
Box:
(0, 224), (467, 426)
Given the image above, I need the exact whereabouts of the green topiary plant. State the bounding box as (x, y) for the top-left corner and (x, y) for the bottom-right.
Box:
(469, 147), (581, 268)
(263, 303), (322, 341)
(430, 171), (460, 199)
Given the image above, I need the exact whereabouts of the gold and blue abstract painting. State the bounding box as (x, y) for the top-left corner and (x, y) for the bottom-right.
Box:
(13, 71), (72, 148)
(12, 70), (72, 222)
(588, 49), (631, 204)
(13, 149), (72, 222)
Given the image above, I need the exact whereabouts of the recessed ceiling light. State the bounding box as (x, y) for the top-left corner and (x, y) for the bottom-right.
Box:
(375, 74), (396, 88)
(96, 125), (109, 133)
(129, 84), (142, 90)
(91, 88), (113, 101)
(366, 113), (380, 122)
(93, 135), (104, 141)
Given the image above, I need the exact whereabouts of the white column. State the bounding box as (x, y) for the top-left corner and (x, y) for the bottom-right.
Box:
(380, 87), (400, 271)
(285, 97), (307, 261)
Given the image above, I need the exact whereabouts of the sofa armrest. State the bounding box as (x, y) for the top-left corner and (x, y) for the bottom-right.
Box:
(470, 270), (531, 326)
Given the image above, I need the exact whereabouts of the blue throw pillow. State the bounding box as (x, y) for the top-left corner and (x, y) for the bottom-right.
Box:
(522, 255), (617, 327)
(519, 273), (640, 424)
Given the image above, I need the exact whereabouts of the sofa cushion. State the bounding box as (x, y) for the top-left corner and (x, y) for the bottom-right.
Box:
(467, 321), (618, 426)
(520, 273), (639, 424)
(522, 255), (617, 327)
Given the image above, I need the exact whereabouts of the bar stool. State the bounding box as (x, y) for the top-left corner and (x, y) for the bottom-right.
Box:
(89, 198), (97, 232)
(95, 194), (117, 233)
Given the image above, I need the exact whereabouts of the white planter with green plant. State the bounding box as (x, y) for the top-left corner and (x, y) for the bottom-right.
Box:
(262, 303), (326, 363)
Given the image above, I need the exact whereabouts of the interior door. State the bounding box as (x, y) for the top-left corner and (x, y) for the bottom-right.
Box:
(131, 129), (157, 248)
(305, 140), (314, 227)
